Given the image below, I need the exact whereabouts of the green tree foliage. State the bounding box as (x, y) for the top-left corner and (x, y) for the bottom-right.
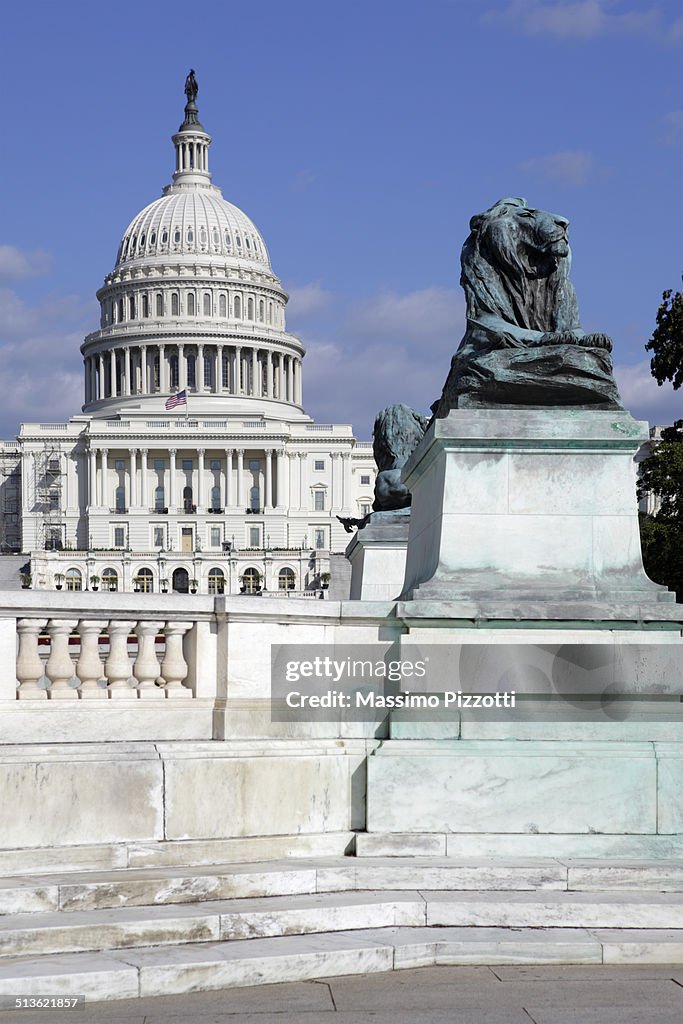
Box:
(646, 287), (683, 391)
(638, 421), (683, 600)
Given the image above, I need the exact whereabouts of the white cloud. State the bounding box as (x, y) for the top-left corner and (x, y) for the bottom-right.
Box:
(483, 1), (662, 41)
(520, 149), (600, 186)
(290, 168), (318, 193)
(0, 245), (51, 281)
(300, 287), (465, 434)
(286, 282), (335, 320)
(660, 110), (683, 145)
(348, 287), (464, 339)
(614, 359), (682, 425)
(0, 283), (92, 437)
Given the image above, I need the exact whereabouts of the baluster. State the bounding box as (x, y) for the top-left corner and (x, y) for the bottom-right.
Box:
(45, 619), (79, 699)
(104, 620), (136, 698)
(160, 621), (193, 698)
(76, 620), (108, 699)
(134, 621), (164, 699)
(16, 619), (48, 700)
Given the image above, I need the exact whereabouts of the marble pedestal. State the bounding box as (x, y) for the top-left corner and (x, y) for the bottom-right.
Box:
(399, 409), (679, 622)
(346, 510), (410, 601)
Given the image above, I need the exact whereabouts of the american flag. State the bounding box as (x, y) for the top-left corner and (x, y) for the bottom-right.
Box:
(165, 389), (187, 410)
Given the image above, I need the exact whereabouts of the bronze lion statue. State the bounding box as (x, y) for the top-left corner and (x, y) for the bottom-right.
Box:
(372, 403), (429, 512)
(432, 197), (623, 413)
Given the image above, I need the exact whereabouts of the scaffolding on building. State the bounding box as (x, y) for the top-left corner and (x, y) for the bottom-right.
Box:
(34, 446), (65, 550)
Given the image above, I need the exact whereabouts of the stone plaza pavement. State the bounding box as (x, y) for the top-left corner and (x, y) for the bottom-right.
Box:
(0, 965), (682, 1024)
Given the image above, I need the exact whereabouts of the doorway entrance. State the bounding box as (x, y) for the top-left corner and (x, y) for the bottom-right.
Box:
(181, 527), (193, 553)
(172, 567), (189, 593)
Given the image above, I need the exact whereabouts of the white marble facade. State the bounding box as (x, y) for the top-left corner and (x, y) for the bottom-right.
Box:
(0, 83), (375, 594)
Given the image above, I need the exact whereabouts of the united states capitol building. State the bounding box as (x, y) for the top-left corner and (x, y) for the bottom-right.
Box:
(0, 75), (375, 596)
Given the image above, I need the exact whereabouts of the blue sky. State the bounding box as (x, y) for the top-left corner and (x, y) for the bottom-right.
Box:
(1, 0), (682, 438)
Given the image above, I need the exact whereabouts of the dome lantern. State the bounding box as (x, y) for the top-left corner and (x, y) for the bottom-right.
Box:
(171, 69), (212, 186)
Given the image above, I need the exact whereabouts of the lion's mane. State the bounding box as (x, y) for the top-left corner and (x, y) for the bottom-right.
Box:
(461, 197), (579, 335)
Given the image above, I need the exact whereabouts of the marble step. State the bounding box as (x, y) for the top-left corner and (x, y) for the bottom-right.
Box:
(355, 831), (683, 859)
(0, 831), (356, 876)
(0, 857), (571, 916)
(427, 890), (683, 928)
(0, 891), (426, 957)
(2, 886), (683, 958)
(2, 926), (683, 1002)
(3, 856), (683, 917)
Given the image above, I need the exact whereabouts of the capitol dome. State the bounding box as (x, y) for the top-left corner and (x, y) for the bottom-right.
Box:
(116, 189), (271, 271)
(81, 73), (305, 420)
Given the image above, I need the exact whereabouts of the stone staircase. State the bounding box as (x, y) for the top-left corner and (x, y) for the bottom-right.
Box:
(0, 851), (682, 1001)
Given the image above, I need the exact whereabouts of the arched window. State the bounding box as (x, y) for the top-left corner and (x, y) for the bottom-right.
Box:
(208, 567), (225, 595)
(241, 567), (261, 593)
(212, 228), (220, 247)
(224, 229), (231, 247)
(142, 294), (149, 318)
(200, 227), (207, 246)
(187, 354), (196, 388)
(161, 229), (168, 244)
(102, 568), (118, 593)
(135, 568), (154, 593)
(150, 231), (157, 245)
(187, 293), (195, 316)
(187, 228), (194, 244)
(247, 297), (254, 320)
(203, 292), (211, 316)
(129, 296), (136, 319)
(246, 237), (251, 250)
(219, 294), (227, 317)
(172, 567), (189, 594)
(278, 567), (296, 591)
(234, 295), (242, 318)
(210, 484), (221, 510)
(258, 299), (265, 321)
(171, 293), (179, 316)
(174, 228), (181, 244)
(268, 302), (273, 324)
(235, 234), (242, 248)
(140, 233), (146, 248)
(131, 235), (137, 252)
(65, 568), (82, 592)
(115, 484), (126, 512)
(156, 293), (163, 317)
(204, 354), (212, 389)
(169, 354), (179, 389)
(118, 299), (124, 322)
(183, 485), (194, 514)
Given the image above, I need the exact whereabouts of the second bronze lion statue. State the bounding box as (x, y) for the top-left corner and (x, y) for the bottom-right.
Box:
(433, 197), (623, 413)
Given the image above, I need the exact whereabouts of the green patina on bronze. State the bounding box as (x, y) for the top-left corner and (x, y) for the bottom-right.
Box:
(433, 198), (624, 413)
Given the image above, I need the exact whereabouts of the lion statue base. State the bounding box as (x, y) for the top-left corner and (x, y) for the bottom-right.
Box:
(432, 197), (623, 415)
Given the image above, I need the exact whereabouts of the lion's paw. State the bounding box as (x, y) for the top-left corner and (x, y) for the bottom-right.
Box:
(579, 333), (613, 352)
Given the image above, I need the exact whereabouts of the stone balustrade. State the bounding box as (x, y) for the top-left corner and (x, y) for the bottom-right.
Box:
(0, 591), (220, 705)
(16, 616), (195, 700)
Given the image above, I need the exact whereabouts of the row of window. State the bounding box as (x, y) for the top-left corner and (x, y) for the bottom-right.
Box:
(103, 291), (280, 327)
(57, 566), (296, 594)
(110, 524), (330, 550)
(118, 225), (265, 263)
